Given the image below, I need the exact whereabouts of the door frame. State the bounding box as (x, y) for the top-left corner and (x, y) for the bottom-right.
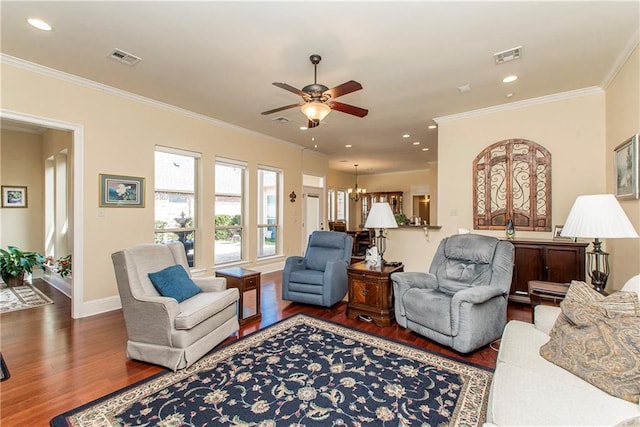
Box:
(302, 185), (325, 254)
(2, 109), (85, 318)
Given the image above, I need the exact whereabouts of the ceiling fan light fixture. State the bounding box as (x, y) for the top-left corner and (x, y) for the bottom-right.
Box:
(301, 101), (331, 122)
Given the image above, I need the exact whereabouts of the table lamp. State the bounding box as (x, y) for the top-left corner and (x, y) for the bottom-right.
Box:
(364, 202), (399, 265)
(561, 194), (638, 293)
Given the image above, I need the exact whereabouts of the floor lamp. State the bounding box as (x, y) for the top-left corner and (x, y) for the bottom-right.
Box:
(364, 202), (398, 265)
(561, 194), (638, 293)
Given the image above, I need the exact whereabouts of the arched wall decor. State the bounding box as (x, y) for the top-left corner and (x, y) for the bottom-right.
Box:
(473, 139), (551, 232)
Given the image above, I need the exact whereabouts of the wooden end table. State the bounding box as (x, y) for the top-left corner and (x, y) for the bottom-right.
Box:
(528, 280), (569, 321)
(215, 267), (261, 325)
(347, 261), (404, 327)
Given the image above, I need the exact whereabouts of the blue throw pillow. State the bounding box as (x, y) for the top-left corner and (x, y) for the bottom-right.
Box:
(148, 265), (201, 303)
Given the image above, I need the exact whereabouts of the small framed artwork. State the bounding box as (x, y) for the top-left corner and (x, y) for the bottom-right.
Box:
(99, 174), (145, 207)
(553, 224), (575, 241)
(553, 225), (564, 239)
(1, 185), (27, 208)
(614, 134), (639, 200)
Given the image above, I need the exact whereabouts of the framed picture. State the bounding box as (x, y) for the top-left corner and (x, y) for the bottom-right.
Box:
(614, 134), (639, 200)
(99, 174), (145, 207)
(553, 224), (575, 241)
(553, 225), (564, 239)
(1, 185), (27, 208)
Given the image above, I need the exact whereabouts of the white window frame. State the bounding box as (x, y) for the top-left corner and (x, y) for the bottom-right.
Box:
(154, 146), (200, 267)
(214, 158), (247, 265)
(257, 165), (282, 259)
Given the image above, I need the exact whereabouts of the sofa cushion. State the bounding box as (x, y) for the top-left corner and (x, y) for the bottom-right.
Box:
(540, 280), (640, 403)
(175, 288), (238, 330)
(148, 265), (201, 303)
(489, 320), (640, 426)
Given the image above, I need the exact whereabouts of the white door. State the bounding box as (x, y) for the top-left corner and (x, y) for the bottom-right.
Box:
(303, 190), (324, 254)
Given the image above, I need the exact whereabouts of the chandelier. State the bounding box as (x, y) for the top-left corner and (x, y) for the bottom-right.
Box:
(348, 164), (366, 202)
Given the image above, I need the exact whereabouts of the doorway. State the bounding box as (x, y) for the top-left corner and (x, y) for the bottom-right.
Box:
(1, 110), (84, 318)
(303, 191), (324, 254)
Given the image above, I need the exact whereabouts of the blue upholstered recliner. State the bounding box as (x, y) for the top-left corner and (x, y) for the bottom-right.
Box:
(391, 234), (514, 353)
(282, 231), (353, 307)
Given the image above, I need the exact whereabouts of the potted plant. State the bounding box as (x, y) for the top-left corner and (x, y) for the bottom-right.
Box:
(0, 246), (44, 287)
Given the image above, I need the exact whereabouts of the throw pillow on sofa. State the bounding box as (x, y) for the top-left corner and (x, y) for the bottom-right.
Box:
(540, 280), (640, 404)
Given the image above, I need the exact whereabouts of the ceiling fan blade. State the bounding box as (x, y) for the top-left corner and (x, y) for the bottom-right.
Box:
(329, 101), (368, 118)
(261, 103), (302, 115)
(308, 119), (320, 129)
(272, 82), (307, 97)
(324, 80), (363, 99)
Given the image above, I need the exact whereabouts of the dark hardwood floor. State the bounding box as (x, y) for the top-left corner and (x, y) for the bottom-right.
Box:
(0, 273), (531, 425)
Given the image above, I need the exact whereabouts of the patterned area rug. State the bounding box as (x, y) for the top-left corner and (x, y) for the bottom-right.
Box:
(50, 314), (493, 427)
(0, 283), (53, 313)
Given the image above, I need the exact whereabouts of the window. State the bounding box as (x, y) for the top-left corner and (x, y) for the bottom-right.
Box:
(215, 160), (245, 264)
(154, 148), (199, 267)
(473, 139), (551, 231)
(257, 167), (280, 258)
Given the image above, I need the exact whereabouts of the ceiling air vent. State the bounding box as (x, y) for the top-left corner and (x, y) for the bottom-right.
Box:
(272, 116), (290, 124)
(108, 48), (142, 66)
(494, 46), (522, 64)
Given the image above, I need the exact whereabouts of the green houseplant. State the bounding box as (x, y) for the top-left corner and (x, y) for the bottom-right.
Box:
(0, 246), (44, 287)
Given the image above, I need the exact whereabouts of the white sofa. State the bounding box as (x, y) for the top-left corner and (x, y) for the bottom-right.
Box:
(485, 276), (640, 426)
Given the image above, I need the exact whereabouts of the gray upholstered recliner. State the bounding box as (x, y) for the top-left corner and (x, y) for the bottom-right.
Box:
(282, 231), (353, 307)
(111, 242), (239, 371)
(391, 234), (514, 353)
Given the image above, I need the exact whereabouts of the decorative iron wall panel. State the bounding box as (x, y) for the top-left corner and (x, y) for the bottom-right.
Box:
(473, 139), (551, 232)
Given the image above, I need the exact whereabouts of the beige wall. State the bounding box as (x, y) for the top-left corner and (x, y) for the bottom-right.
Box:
(1, 63), (318, 304)
(386, 90), (608, 273)
(605, 45), (640, 290)
(0, 129), (44, 253)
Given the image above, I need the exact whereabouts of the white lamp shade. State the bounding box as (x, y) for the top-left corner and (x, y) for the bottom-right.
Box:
(364, 203), (398, 229)
(301, 101), (331, 121)
(561, 194), (639, 238)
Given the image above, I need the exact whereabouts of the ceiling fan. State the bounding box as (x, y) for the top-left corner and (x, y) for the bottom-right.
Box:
(261, 54), (368, 128)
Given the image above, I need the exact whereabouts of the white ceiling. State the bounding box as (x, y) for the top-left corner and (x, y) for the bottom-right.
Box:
(1, 1), (638, 174)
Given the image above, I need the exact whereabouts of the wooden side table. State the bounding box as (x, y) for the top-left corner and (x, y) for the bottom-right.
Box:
(347, 262), (404, 327)
(215, 267), (261, 325)
(528, 280), (569, 321)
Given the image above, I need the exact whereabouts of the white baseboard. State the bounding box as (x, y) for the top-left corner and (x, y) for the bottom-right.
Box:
(42, 268), (72, 297)
(77, 295), (122, 317)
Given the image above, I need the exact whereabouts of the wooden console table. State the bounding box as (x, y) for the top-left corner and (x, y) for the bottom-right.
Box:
(347, 262), (403, 327)
(509, 239), (587, 304)
(215, 267), (261, 325)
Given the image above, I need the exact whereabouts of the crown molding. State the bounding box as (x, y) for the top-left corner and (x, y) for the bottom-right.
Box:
(0, 53), (303, 151)
(434, 86), (603, 124)
(601, 30), (639, 90)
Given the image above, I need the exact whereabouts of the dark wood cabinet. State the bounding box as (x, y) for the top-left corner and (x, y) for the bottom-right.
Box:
(347, 262), (403, 326)
(508, 239), (588, 304)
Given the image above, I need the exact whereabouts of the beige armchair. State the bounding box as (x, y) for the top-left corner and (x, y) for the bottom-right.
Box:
(111, 242), (239, 371)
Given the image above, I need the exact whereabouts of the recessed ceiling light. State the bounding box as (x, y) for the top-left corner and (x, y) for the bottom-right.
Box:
(506, 93), (514, 98)
(422, 148), (429, 151)
(27, 18), (52, 31)
(402, 134), (410, 138)
(345, 144), (352, 148)
(428, 125), (437, 130)
(299, 126), (308, 130)
(503, 75), (518, 83)
(314, 144), (318, 148)
(413, 142), (420, 145)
